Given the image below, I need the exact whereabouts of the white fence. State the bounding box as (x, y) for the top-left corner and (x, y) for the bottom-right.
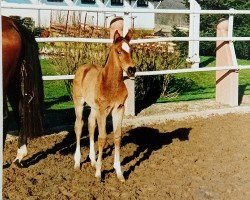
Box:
(0, 1), (250, 196)
(1, 1), (250, 112)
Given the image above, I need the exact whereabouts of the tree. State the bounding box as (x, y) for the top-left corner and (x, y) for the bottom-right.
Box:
(183, 0), (250, 59)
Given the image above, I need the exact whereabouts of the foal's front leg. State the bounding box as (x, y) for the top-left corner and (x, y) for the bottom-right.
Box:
(112, 105), (125, 182)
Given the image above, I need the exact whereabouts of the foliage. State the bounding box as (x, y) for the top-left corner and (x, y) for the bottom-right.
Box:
(182, 0), (250, 59)
(33, 27), (45, 37)
(10, 16), (35, 31)
(50, 42), (109, 97)
(158, 56), (250, 103)
(47, 41), (183, 106)
(41, 56), (250, 110)
(171, 25), (188, 57)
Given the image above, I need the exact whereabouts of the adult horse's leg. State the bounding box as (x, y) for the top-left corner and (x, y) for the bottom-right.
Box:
(73, 96), (85, 169)
(95, 109), (107, 179)
(7, 80), (27, 165)
(112, 105), (125, 182)
(88, 108), (97, 167)
(3, 96), (9, 149)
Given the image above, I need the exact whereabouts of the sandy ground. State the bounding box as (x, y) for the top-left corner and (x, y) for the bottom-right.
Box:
(3, 97), (250, 199)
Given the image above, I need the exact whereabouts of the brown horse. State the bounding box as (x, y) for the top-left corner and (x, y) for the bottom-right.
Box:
(73, 30), (135, 181)
(2, 16), (44, 166)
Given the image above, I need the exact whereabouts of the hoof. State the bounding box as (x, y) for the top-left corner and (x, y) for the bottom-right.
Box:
(13, 159), (24, 168)
(74, 163), (80, 170)
(91, 161), (96, 167)
(95, 171), (101, 180)
(117, 174), (125, 182)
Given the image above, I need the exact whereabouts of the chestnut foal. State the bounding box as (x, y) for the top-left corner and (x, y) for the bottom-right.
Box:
(73, 30), (135, 181)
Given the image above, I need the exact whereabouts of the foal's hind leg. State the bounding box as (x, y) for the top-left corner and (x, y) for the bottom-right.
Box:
(112, 105), (125, 181)
(73, 97), (85, 169)
(112, 105), (125, 182)
(88, 108), (97, 166)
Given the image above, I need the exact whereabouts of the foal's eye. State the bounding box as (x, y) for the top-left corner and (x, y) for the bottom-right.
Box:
(118, 51), (122, 55)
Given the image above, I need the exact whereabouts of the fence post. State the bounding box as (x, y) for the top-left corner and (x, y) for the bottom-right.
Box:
(216, 18), (239, 106)
(188, 0), (200, 68)
(110, 15), (135, 116)
(123, 12), (135, 116)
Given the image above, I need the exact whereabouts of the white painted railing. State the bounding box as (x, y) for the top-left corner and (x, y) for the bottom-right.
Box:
(1, 1), (250, 115)
(42, 65), (250, 80)
(1, 2), (250, 14)
(36, 36), (250, 43)
(1, 1), (249, 196)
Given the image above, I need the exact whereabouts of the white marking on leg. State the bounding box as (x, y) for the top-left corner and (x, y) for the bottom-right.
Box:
(114, 148), (125, 182)
(89, 140), (96, 167)
(74, 145), (81, 169)
(13, 145), (27, 163)
(114, 152), (121, 171)
(122, 42), (130, 53)
(95, 160), (102, 179)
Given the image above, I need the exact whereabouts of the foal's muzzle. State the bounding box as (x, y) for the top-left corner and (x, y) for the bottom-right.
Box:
(127, 67), (136, 79)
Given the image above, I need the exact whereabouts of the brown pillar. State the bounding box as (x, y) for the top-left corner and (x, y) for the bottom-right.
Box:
(110, 17), (123, 40)
(216, 19), (238, 106)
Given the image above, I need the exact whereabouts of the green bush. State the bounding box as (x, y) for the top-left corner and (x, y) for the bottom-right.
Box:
(50, 42), (109, 97)
(10, 16), (35, 32)
(49, 42), (182, 109)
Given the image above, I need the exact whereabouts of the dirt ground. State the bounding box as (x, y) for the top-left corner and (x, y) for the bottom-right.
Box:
(3, 110), (250, 200)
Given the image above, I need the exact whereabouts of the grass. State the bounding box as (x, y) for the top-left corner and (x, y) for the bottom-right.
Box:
(41, 56), (250, 109)
(41, 59), (73, 110)
(158, 56), (250, 103)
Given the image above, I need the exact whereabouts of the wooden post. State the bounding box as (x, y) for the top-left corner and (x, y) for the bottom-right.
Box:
(216, 19), (239, 106)
(110, 17), (123, 39)
(110, 16), (135, 116)
(123, 12), (135, 116)
(65, 10), (70, 34)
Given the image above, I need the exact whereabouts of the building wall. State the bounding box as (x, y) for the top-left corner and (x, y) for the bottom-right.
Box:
(2, 0), (155, 29)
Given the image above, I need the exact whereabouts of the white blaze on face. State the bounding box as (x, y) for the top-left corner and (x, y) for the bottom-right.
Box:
(122, 42), (130, 53)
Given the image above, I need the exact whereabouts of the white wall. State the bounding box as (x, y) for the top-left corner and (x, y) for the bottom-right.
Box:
(2, 0), (155, 29)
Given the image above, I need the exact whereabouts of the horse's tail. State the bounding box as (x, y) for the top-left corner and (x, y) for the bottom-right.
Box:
(14, 21), (44, 138)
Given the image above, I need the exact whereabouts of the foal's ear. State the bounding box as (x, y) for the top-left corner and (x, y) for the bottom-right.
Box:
(125, 29), (133, 43)
(113, 30), (121, 43)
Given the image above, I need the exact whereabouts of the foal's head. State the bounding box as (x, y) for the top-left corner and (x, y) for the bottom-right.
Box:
(112, 29), (136, 79)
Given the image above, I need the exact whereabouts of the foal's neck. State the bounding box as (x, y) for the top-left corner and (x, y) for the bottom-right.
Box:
(102, 47), (123, 84)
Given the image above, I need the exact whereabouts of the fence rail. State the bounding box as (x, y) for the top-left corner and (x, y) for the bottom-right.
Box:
(1, 0), (250, 115)
(42, 65), (250, 81)
(36, 37), (250, 43)
(2, 3), (250, 15)
(0, 0), (249, 197)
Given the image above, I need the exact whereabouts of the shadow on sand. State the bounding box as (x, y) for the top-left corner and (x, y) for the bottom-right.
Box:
(102, 126), (191, 179)
(5, 124), (191, 182)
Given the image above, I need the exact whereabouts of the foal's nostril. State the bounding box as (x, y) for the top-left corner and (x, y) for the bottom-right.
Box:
(128, 67), (136, 75)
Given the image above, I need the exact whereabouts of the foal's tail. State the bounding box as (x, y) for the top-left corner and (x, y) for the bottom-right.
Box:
(15, 21), (44, 138)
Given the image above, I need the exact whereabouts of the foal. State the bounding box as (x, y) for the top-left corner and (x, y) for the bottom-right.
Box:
(73, 30), (135, 181)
